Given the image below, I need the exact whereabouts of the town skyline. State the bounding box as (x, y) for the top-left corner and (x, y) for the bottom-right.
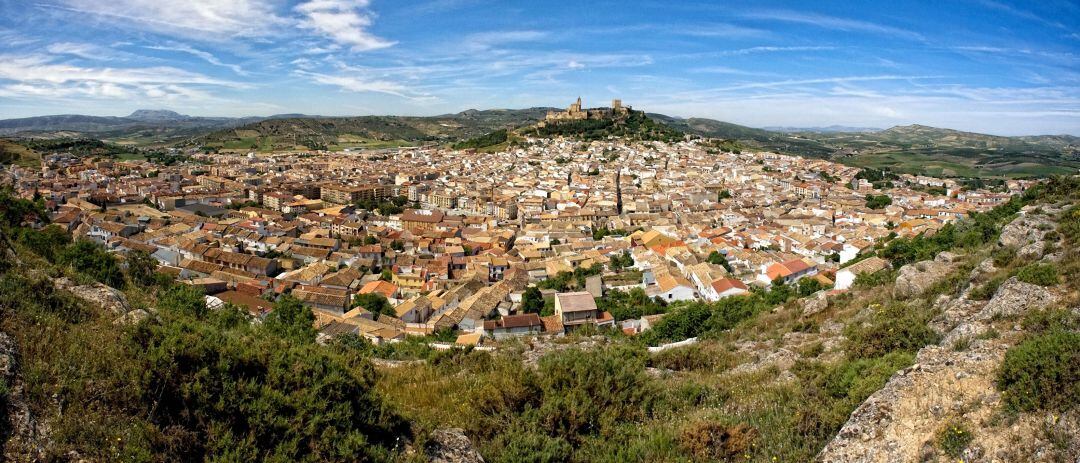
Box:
(1, 0), (1078, 136)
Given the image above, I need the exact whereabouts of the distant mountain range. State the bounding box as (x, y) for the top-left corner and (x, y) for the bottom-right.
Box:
(763, 125), (882, 133)
(1, 108), (1077, 178)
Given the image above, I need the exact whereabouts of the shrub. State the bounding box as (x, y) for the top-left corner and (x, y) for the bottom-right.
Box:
(678, 421), (756, 461)
(793, 352), (913, 442)
(58, 240), (125, 288)
(997, 331), (1080, 413)
(1015, 263), (1059, 286)
(969, 274), (1006, 301)
(852, 269), (896, 289)
(13, 225), (71, 262)
(951, 336), (971, 352)
(1022, 308), (1080, 334)
(1059, 205), (1080, 244)
(991, 246), (1017, 267)
(485, 429), (571, 463)
(845, 303), (940, 359)
(650, 344), (717, 372)
(936, 420), (973, 458)
(534, 347), (656, 441)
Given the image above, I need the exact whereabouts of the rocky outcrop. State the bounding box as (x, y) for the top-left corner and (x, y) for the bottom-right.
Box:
(973, 277), (1057, 322)
(819, 263), (1064, 462)
(0, 332), (50, 461)
(53, 277), (130, 315)
(893, 253), (959, 300)
(800, 291), (829, 317)
(998, 209), (1056, 261)
(425, 428), (484, 463)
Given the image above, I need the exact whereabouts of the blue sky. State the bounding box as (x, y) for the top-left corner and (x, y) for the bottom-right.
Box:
(0, 0), (1077, 135)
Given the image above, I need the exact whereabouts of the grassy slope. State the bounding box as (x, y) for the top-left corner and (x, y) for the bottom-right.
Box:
(0, 139), (40, 167)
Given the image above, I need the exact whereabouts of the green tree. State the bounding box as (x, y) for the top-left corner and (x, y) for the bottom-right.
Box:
(58, 240), (125, 288)
(865, 194), (892, 210)
(125, 249), (160, 287)
(353, 292), (395, 319)
(262, 295), (316, 344)
(521, 286), (545, 314)
(13, 225), (71, 262)
(706, 250), (733, 272)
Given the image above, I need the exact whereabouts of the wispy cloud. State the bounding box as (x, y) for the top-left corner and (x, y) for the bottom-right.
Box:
(50, 0), (287, 39)
(0, 53), (242, 101)
(45, 42), (123, 61)
(688, 66), (776, 77)
(974, 0), (1065, 29)
(675, 23), (770, 39)
(952, 46), (1078, 65)
(294, 0), (396, 51)
(463, 30), (548, 51)
(744, 10), (924, 41)
(145, 43), (247, 75)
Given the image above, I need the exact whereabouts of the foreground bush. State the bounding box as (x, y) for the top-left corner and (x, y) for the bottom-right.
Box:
(678, 421), (756, 461)
(997, 330), (1080, 413)
(845, 303), (940, 359)
(1015, 262), (1060, 286)
(936, 420), (973, 458)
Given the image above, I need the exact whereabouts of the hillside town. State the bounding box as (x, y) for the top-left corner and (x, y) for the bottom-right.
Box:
(3, 135), (1032, 347)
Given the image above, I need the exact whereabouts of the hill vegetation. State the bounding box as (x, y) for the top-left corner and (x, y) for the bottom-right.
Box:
(527, 110), (684, 142)
(192, 108), (553, 152)
(451, 129), (509, 150)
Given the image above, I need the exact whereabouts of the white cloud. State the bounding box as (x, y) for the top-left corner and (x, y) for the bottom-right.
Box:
(145, 43), (246, 75)
(45, 42), (120, 61)
(56, 0), (287, 38)
(294, 67), (436, 102)
(0, 53), (240, 101)
(463, 30), (548, 51)
(744, 10), (925, 41)
(294, 0), (395, 51)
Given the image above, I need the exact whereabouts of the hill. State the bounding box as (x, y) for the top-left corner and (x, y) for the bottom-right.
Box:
(192, 108), (555, 152)
(805, 124), (1080, 178)
(523, 108), (684, 142)
(0, 110), (267, 146)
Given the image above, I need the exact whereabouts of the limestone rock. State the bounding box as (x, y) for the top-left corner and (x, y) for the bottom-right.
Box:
(53, 277), (130, 315)
(1017, 241), (1045, 260)
(893, 258), (957, 300)
(426, 428), (484, 463)
(974, 277), (1057, 322)
(969, 258), (997, 281)
(800, 291), (829, 317)
(998, 214), (1051, 249)
(730, 348), (798, 376)
(930, 298), (985, 335)
(114, 308), (150, 326)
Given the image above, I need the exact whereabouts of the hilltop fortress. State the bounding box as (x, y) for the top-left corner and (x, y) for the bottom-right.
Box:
(544, 97), (631, 122)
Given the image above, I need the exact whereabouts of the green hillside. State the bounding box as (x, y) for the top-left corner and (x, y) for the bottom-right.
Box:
(192, 108), (554, 152)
